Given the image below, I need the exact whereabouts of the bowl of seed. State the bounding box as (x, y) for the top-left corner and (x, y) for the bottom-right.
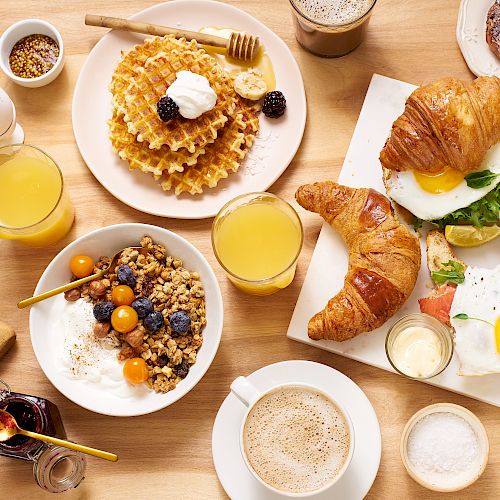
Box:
(0, 19), (64, 88)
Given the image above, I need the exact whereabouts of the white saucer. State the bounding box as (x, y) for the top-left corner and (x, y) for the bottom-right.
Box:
(457, 0), (500, 76)
(212, 360), (381, 499)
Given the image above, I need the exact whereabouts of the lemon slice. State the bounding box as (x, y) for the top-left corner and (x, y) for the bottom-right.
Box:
(445, 224), (500, 247)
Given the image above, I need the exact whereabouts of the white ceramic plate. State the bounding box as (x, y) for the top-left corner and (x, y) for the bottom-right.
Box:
(212, 360), (381, 499)
(72, 0), (306, 219)
(30, 223), (223, 416)
(457, 0), (500, 77)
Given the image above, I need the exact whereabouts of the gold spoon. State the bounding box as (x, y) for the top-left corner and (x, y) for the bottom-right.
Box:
(17, 246), (145, 309)
(0, 409), (118, 462)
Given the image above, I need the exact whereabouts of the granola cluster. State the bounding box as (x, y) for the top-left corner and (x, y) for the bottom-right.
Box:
(66, 235), (206, 393)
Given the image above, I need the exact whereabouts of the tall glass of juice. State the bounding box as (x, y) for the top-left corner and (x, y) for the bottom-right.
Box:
(212, 193), (303, 295)
(0, 144), (74, 247)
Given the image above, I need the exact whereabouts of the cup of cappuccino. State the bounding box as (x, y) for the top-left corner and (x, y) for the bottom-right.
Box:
(289, 0), (377, 57)
(231, 376), (355, 496)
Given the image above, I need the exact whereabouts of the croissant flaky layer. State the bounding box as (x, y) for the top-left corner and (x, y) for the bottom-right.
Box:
(296, 181), (421, 342)
(380, 76), (500, 174)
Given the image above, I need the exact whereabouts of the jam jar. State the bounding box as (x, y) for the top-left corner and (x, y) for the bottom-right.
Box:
(0, 379), (86, 493)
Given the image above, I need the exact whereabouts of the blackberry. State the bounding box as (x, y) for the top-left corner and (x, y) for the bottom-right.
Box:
(116, 265), (136, 288)
(157, 96), (179, 122)
(93, 301), (115, 322)
(262, 91), (286, 118)
(144, 311), (164, 332)
(169, 311), (191, 335)
(131, 297), (154, 319)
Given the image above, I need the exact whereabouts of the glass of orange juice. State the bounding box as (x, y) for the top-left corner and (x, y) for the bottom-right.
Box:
(212, 192), (303, 295)
(0, 144), (74, 247)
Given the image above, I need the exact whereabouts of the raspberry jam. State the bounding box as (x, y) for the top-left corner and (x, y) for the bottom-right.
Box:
(0, 380), (86, 493)
(0, 392), (63, 460)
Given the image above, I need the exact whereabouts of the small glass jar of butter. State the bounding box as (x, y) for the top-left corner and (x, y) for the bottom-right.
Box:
(385, 313), (453, 380)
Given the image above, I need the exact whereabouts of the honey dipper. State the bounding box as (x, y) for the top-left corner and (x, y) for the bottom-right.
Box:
(85, 14), (261, 62)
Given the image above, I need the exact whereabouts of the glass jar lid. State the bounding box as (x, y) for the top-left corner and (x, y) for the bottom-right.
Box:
(33, 444), (86, 493)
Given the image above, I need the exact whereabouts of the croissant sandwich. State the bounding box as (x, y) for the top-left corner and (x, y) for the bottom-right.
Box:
(296, 181), (420, 342)
(380, 76), (500, 175)
(380, 76), (500, 229)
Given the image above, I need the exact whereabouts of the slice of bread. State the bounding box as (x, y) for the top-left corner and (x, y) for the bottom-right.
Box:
(426, 229), (466, 274)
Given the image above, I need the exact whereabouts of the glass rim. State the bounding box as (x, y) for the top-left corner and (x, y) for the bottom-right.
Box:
(211, 192), (304, 284)
(0, 143), (64, 232)
(289, 0), (377, 29)
(385, 313), (454, 380)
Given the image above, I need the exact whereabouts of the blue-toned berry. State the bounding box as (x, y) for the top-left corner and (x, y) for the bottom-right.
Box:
(93, 301), (115, 322)
(144, 311), (164, 332)
(131, 297), (154, 319)
(169, 311), (191, 335)
(117, 265), (136, 288)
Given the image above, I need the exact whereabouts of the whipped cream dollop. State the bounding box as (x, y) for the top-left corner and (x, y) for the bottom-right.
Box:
(166, 71), (217, 119)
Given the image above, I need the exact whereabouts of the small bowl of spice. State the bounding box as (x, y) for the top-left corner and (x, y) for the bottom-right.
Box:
(401, 403), (489, 492)
(0, 19), (64, 88)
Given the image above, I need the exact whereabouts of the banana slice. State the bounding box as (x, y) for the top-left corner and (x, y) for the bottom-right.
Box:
(234, 70), (267, 100)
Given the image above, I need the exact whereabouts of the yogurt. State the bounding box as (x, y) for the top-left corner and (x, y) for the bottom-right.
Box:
(51, 296), (148, 399)
(166, 71), (217, 119)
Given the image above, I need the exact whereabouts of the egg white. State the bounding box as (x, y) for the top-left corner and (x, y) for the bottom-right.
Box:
(385, 143), (500, 220)
(450, 265), (500, 376)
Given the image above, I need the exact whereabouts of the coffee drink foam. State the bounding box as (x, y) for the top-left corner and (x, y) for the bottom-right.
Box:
(294, 0), (374, 25)
(243, 386), (350, 494)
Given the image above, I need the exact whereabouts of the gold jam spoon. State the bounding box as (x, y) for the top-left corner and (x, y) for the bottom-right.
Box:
(17, 246), (145, 309)
(0, 409), (118, 462)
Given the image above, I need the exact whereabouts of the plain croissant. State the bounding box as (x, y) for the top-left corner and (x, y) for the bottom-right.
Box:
(380, 76), (500, 175)
(296, 181), (421, 342)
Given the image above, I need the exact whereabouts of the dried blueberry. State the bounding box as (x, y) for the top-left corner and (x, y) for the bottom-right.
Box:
(93, 301), (115, 322)
(116, 265), (136, 288)
(176, 359), (190, 379)
(144, 311), (164, 332)
(169, 311), (191, 335)
(131, 297), (154, 319)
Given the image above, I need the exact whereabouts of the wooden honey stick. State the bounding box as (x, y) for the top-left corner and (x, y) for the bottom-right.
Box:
(85, 14), (261, 62)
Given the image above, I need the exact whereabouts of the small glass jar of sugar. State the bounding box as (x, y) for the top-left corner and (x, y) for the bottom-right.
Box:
(400, 403), (489, 492)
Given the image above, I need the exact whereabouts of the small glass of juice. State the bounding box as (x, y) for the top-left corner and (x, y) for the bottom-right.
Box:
(0, 144), (74, 247)
(212, 192), (303, 295)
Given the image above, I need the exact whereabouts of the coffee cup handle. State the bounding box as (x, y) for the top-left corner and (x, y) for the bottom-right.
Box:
(230, 376), (262, 408)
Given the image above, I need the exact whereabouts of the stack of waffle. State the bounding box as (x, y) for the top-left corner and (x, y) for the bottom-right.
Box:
(108, 35), (260, 195)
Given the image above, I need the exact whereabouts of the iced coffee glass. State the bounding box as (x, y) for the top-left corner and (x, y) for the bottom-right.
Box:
(289, 0), (377, 57)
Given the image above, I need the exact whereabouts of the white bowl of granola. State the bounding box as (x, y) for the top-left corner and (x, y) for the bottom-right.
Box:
(29, 223), (223, 416)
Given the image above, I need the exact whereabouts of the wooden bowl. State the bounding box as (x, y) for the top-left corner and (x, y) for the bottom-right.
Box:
(400, 403), (489, 492)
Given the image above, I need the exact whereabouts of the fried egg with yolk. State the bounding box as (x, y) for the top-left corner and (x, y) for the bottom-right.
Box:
(385, 144), (500, 220)
(450, 265), (500, 376)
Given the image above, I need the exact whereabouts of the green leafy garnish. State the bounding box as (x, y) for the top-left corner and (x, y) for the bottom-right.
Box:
(464, 170), (500, 189)
(430, 184), (500, 228)
(412, 217), (424, 231)
(452, 313), (494, 327)
(431, 260), (465, 285)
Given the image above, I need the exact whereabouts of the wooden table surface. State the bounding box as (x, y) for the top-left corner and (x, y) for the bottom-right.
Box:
(0, 0), (498, 498)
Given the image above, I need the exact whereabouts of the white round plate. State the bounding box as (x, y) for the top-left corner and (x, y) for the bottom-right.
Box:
(212, 360), (381, 499)
(72, 0), (306, 219)
(457, 0), (500, 77)
(30, 223), (223, 416)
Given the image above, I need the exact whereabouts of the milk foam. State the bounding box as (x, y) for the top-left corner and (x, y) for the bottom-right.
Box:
(243, 386), (350, 494)
(294, 0), (374, 25)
